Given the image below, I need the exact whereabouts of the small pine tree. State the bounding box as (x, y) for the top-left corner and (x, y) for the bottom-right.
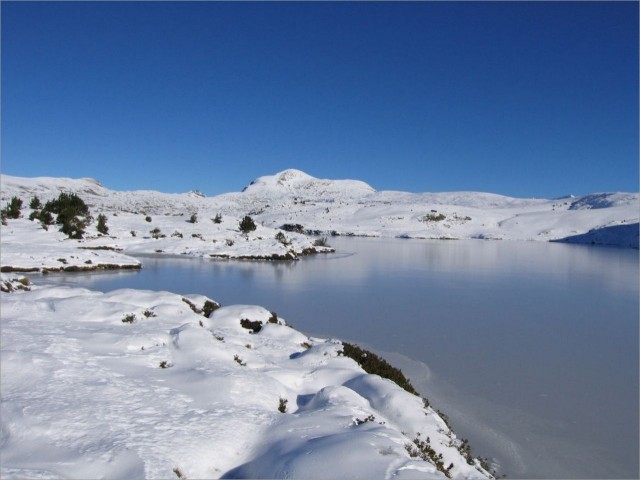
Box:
(96, 214), (109, 234)
(30, 196), (42, 210)
(5, 197), (23, 219)
(213, 213), (222, 224)
(239, 215), (256, 234)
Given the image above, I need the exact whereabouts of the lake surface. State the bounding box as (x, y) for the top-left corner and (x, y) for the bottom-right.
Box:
(40, 238), (639, 479)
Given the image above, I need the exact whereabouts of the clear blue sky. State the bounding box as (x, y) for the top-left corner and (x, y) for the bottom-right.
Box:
(2, 1), (638, 198)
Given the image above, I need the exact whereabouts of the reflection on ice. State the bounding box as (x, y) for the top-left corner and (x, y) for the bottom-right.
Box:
(40, 237), (639, 479)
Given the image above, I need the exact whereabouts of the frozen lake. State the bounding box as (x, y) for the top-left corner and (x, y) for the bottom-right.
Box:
(41, 238), (639, 478)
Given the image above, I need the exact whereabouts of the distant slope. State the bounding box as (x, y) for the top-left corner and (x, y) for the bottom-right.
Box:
(1, 170), (638, 248)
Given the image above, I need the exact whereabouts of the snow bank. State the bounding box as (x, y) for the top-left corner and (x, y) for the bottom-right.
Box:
(0, 279), (491, 480)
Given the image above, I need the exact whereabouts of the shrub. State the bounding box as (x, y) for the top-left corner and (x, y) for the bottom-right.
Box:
(96, 214), (109, 234)
(280, 223), (305, 233)
(233, 354), (246, 366)
(313, 237), (329, 247)
(0, 209), (7, 225)
(61, 216), (88, 239)
(171, 230), (183, 238)
(239, 215), (256, 234)
(130, 230), (137, 237)
(29, 196), (41, 210)
(188, 213), (198, 224)
(240, 318), (262, 333)
(42, 193), (91, 238)
(275, 231), (290, 246)
(29, 210), (40, 221)
(405, 433), (451, 478)
(159, 360), (170, 369)
(122, 313), (136, 323)
(143, 309), (156, 318)
(278, 397), (288, 413)
(421, 213), (446, 222)
(4, 197), (23, 219)
(203, 300), (219, 317)
(145, 216), (152, 222)
(268, 312), (278, 324)
(150, 227), (163, 239)
(340, 342), (418, 395)
(213, 213), (222, 224)
(225, 239), (234, 247)
(39, 210), (54, 229)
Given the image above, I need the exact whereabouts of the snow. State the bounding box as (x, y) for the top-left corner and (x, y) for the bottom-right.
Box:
(0, 276), (491, 479)
(1, 170), (637, 274)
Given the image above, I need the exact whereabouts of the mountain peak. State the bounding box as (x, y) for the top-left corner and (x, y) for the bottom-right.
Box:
(242, 169), (376, 197)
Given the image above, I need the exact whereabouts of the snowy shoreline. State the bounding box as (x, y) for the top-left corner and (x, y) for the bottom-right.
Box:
(1, 169), (637, 276)
(1, 273), (493, 479)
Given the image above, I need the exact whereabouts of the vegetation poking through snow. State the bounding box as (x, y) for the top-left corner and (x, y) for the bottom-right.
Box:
(280, 223), (305, 233)
(239, 215), (257, 234)
(275, 231), (291, 246)
(278, 397), (288, 413)
(121, 313), (136, 324)
(29, 196), (42, 210)
(96, 214), (109, 234)
(173, 467), (186, 479)
(313, 237), (329, 247)
(240, 318), (263, 333)
(213, 213), (222, 224)
(405, 433), (452, 478)
(421, 212), (447, 222)
(202, 300), (219, 317)
(233, 354), (246, 366)
(2, 196), (23, 220)
(150, 227), (164, 239)
(340, 342), (418, 395)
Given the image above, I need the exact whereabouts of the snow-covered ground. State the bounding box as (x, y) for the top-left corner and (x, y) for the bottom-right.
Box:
(1, 274), (492, 479)
(1, 169), (637, 274)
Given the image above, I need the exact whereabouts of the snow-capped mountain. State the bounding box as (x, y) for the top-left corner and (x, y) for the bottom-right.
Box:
(1, 170), (638, 254)
(241, 168), (376, 198)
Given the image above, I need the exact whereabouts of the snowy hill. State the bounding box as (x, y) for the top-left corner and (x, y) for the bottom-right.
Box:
(1, 170), (638, 270)
(1, 274), (493, 479)
(242, 168), (376, 198)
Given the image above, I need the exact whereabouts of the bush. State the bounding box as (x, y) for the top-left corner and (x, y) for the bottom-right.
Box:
(39, 210), (54, 229)
(3, 197), (23, 219)
(421, 213), (446, 222)
(340, 342), (418, 395)
(278, 397), (288, 413)
(122, 313), (136, 323)
(188, 213), (198, 224)
(280, 223), (305, 233)
(313, 237), (329, 247)
(145, 216), (152, 222)
(203, 300), (219, 317)
(239, 215), (256, 234)
(96, 214), (109, 234)
(61, 216), (88, 239)
(240, 318), (262, 333)
(150, 227), (163, 239)
(29, 196), (41, 210)
(213, 213), (222, 224)
(275, 231), (290, 246)
(42, 193), (91, 238)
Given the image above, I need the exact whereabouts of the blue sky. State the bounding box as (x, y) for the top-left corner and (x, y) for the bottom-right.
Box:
(2, 1), (638, 198)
